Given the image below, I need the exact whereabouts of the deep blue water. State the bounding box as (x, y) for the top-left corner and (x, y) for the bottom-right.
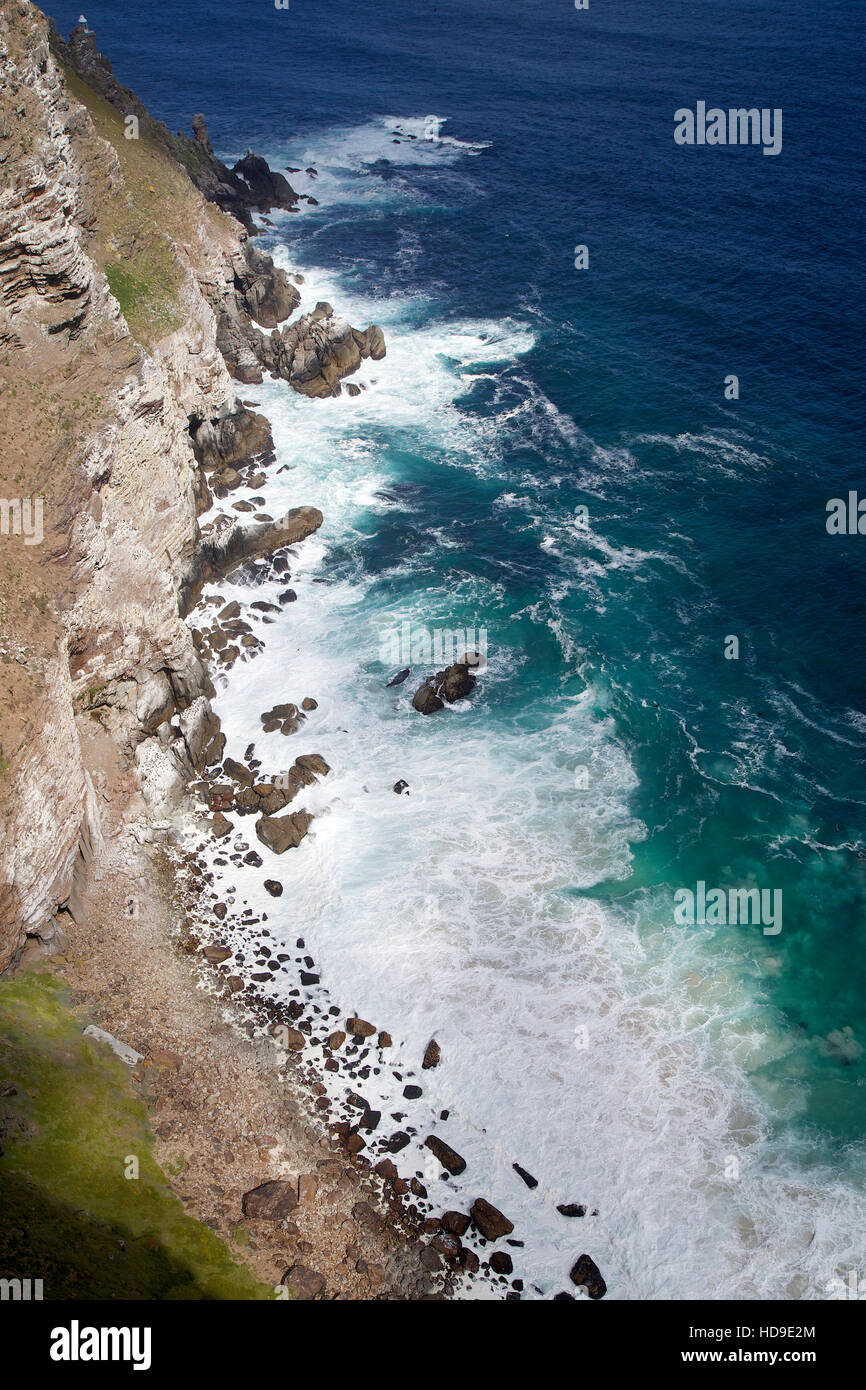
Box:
(47, 0), (866, 1293)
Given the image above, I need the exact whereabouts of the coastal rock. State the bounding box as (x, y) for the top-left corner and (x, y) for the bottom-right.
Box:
(412, 660), (478, 714)
(280, 1265), (327, 1300)
(347, 1016), (376, 1038)
(255, 809), (313, 854)
(442, 1211), (471, 1237)
(514, 1163), (539, 1189)
(424, 1135), (466, 1176)
(557, 1203), (587, 1218)
(422, 1038), (441, 1070)
(470, 1197), (514, 1241)
(241, 1180), (299, 1220)
(223, 756), (254, 787)
(270, 306), (387, 399)
(181, 507), (323, 613)
(412, 682), (444, 715)
(570, 1253), (607, 1299)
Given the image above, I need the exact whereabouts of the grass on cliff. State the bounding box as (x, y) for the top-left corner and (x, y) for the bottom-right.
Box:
(63, 69), (193, 350)
(0, 972), (273, 1300)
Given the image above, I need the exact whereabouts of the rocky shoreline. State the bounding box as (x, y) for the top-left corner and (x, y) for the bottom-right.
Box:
(0, 4), (604, 1300)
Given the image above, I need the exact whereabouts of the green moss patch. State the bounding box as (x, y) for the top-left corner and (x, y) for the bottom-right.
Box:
(0, 972), (272, 1300)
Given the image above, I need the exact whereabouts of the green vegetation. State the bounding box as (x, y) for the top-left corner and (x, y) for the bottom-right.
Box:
(62, 69), (190, 349)
(0, 972), (273, 1299)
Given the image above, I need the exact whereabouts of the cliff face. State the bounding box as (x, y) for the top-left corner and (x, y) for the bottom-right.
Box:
(0, 3), (316, 969)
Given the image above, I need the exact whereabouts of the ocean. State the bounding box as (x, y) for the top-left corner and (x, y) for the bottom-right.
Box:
(48, 0), (866, 1297)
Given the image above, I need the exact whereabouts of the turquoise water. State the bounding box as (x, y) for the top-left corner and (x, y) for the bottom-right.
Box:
(49, 0), (866, 1296)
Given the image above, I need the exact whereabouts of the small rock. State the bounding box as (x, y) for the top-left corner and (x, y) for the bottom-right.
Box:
(570, 1253), (607, 1299)
(557, 1203), (587, 1218)
(204, 944), (232, 964)
(264, 879), (283, 897)
(422, 1038), (441, 1070)
(490, 1251), (513, 1274)
(513, 1163), (539, 1189)
(347, 1016), (376, 1038)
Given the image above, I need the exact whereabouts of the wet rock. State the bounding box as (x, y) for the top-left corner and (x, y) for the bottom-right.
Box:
(263, 879), (283, 897)
(328, 1030), (346, 1050)
(459, 1248), (480, 1275)
(242, 1180), (298, 1220)
(490, 1251), (513, 1275)
(570, 1253), (607, 1300)
(255, 809), (313, 854)
(378, 1031), (393, 1047)
(470, 1197), (514, 1241)
(301, 697), (318, 711)
(223, 756), (254, 787)
(210, 812), (233, 838)
(386, 668), (411, 687)
(412, 682), (443, 715)
(514, 1163), (539, 1190)
(412, 660), (477, 715)
(557, 1203), (587, 1218)
(442, 1211), (470, 1237)
(375, 1158), (399, 1180)
(424, 1135), (466, 1176)
(347, 1016), (376, 1038)
(422, 1038), (441, 1070)
(393, 779), (409, 794)
(433, 1231), (462, 1259)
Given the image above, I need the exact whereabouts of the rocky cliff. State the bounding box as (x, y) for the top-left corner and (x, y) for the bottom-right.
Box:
(0, 3), (380, 972)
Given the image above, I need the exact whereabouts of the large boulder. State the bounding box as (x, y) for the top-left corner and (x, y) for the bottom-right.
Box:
(241, 1179), (298, 1220)
(255, 808), (313, 854)
(412, 660), (477, 715)
(470, 1197), (514, 1241)
(412, 682), (444, 715)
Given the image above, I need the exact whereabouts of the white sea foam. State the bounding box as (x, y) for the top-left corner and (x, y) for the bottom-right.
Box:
(192, 152), (866, 1300)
